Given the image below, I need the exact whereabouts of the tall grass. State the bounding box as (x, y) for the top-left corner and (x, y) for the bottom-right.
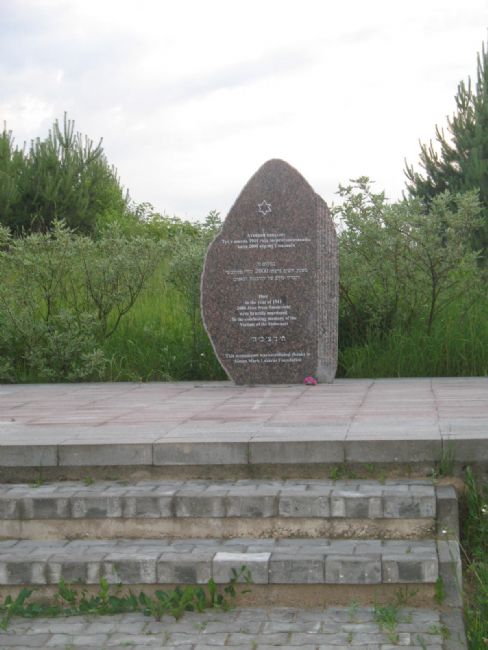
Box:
(461, 468), (488, 649)
(339, 301), (488, 378)
(102, 272), (225, 382)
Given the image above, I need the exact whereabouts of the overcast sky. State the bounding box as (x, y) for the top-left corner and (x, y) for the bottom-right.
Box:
(1, 0), (487, 221)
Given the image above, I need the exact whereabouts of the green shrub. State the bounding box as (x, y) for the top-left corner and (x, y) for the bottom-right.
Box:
(334, 179), (483, 346)
(0, 221), (162, 381)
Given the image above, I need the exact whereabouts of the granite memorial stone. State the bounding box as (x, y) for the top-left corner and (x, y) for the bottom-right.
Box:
(201, 159), (338, 384)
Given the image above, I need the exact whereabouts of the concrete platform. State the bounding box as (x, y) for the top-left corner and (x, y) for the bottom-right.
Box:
(0, 378), (487, 473)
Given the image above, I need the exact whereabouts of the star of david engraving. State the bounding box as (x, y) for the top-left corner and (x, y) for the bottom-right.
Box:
(257, 200), (272, 216)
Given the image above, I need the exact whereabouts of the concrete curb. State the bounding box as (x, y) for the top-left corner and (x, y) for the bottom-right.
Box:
(2, 435), (488, 470)
(435, 485), (468, 649)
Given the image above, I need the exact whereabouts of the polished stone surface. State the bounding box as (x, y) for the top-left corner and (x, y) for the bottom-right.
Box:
(201, 159), (338, 384)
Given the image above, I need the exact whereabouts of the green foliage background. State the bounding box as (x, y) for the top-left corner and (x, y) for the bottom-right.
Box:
(1, 39), (488, 383)
(1, 176), (486, 382)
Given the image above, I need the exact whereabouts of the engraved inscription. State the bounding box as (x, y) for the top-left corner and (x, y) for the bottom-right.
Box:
(232, 294), (296, 328)
(224, 351), (311, 365)
(250, 335), (287, 343)
(225, 260), (308, 283)
(221, 232), (311, 250)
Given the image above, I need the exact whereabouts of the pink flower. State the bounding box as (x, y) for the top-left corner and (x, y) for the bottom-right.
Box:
(303, 376), (318, 385)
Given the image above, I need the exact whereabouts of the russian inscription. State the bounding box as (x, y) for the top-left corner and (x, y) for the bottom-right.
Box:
(201, 159), (338, 384)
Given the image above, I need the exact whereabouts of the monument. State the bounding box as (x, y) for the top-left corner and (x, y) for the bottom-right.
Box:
(201, 159), (338, 384)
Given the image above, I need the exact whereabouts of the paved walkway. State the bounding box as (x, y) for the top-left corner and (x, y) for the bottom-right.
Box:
(0, 378), (487, 468)
(0, 606), (450, 648)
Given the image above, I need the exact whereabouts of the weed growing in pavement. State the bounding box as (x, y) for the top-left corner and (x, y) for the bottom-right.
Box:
(395, 585), (418, 606)
(0, 567), (252, 630)
(329, 464), (357, 481)
(347, 600), (359, 622)
(373, 591), (418, 645)
(438, 443), (455, 477)
(329, 465), (346, 481)
(430, 443), (456, 481)
(30, 466), (45, 488)
(434, 576), (445, 604)
(194, 621), (207, 631)
(428, 623), (450, 639)
(416, 635), (428, 650)
(373, 602), (400, 644)
(373, 602), (400, 629)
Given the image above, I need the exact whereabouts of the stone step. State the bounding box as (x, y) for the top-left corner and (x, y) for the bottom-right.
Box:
(0, 538), (439, 588)
(0, 479), (438, 540)
(0, 479), (436, 520)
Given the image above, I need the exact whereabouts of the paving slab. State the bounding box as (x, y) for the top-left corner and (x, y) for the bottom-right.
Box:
(0, 607), (461, 648)
(0, 379), (487, 470)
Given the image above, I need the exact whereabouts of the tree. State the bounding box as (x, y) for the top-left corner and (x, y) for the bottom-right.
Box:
(0, 114), (129, 234)
(405, 41), (488, 258)
(0, 129), (23, 226)
(334, 179), (482, 345)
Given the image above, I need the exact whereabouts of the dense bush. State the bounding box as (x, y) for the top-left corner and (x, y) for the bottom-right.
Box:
(333, 179), (487, 377)
(0, 222), (162, 381)
(334, 179), (483, 343)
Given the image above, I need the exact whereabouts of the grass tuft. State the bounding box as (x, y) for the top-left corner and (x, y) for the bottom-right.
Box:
(461, 468), (488, 649)
(338, 301), (488, 378)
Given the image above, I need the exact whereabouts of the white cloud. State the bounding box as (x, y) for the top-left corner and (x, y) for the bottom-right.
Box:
(1, 0), (487, 218)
